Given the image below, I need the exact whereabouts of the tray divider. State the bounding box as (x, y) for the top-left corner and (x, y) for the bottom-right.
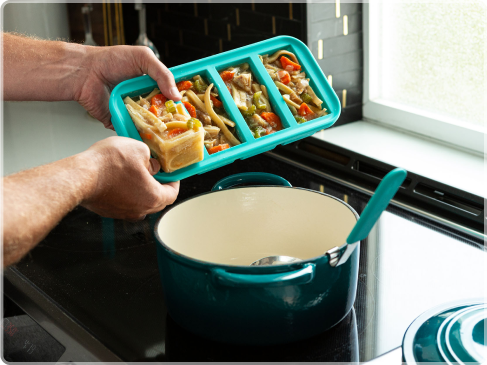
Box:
(206, 66), (254, 144)
(248, 54), (298, 129)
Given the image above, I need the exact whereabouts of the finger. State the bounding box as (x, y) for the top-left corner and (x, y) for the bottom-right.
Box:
(140, 48), (181, 101)
(145, 180), (180, 213)
(149, 158), (161, 175)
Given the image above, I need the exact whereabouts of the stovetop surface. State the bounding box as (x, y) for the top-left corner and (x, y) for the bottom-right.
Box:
(10, 153), (485, 362)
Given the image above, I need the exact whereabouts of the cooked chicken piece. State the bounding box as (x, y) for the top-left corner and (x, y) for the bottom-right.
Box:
(196, 110), (212, 125)
(139, 97), (150, 109)
(231, 83), (247, 110)
(294, 79), (309, 95)
(252, 114), (269, 129)
(233, 72), (252, 93)
(266, 69), (277, 80)
(204, 139), (217, 149)
(203, 125), (220, 139)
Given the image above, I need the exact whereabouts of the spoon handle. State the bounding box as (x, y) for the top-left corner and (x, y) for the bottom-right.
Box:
(346, 168), (407, 244)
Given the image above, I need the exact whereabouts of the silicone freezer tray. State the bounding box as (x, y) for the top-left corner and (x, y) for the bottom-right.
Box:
(109, 36), (341, 182)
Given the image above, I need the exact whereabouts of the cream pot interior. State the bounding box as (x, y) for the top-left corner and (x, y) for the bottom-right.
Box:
(157, 187), (358, 266)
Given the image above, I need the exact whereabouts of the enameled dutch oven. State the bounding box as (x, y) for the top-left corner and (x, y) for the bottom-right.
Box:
(154, 172), (360, 345)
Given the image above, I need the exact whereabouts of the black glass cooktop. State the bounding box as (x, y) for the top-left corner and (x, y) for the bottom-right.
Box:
(5, 153), (485, 362)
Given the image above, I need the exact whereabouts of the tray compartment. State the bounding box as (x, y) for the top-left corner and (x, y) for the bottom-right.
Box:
(174, 67), (250, 159)
(257, 43), (331, 125)
(216, 57), (291, 141)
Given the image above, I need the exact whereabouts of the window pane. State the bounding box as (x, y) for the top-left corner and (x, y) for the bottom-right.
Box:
(377, 3), (485, 128)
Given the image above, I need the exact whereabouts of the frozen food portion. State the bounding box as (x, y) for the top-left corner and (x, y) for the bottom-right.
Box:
(124, 89), (204, 173)
(177, 75), (240, 155)
(220, 63), (283, 139)
(260, 50), (328, 123)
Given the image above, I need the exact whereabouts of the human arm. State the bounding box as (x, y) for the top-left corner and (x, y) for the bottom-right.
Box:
(2, 32), (181, 129)
(2, 136), (178, 267)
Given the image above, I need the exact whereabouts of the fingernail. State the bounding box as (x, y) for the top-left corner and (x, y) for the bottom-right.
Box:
(169, 86), (181, 100)
(149, 158), (161, 175)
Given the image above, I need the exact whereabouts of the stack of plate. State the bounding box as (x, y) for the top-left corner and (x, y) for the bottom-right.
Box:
(403, 299), (486, 364)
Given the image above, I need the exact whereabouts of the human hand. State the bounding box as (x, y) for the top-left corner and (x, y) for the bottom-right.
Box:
(75, 46), (182, 130)
(80, 136), (179, 220)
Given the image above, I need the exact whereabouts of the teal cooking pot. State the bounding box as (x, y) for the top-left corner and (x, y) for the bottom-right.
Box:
(154, 172), (360, 345)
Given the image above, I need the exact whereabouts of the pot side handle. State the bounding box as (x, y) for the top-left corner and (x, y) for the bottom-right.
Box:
(211, 172), (292, 191)
(211, 263), (315, 288)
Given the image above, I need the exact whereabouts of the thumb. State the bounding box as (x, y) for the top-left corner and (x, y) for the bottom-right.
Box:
(149, 158), (161, 175)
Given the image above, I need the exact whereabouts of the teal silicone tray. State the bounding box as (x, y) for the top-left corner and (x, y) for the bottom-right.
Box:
(109, 36), (341, 182)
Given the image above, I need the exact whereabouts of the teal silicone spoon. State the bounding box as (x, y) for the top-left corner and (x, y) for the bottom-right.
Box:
(335, 167), (408, 266)
(251, 168), (407, 267)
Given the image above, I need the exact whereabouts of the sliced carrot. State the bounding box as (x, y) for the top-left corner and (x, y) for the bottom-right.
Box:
(167, 128), (187, 139)
(210, 95), (223, 108)
(182, 101), (197, 118)
(280, 56), (301, 71)
(176, 80), (193, 92)
(298, 103), (314, 118)
(277, 70), (291, 85)
(149, 105), (159, 116)
(208, 143), (230, 154)
(220, 71), (235, 82)
(260, 112), (283, 131)
(151, 93), (167, 107)
(141, 133), (153, 140)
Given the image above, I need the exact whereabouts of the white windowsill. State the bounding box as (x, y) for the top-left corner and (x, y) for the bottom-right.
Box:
(313, 120), (486, 198)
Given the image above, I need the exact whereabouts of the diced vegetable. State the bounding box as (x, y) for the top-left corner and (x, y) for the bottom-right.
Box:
(298, 103), (314, 118)
(251, 125), (267, 139)
(210, 95), (223, 108)
(280, 56), (301, 71)
(149, 105), (159, 116)
(294, 115), (307, 124)
(151, 94), (167, 107)
(141, 132), (153, 140)
(176, 81), (193, 92)
(301, 92), (313, 104)
(194, 79), (208, 93)
(220, 71), (235, 82)
(241, 104), (256, 117)
(252, 91), (266, 110)
(167, 128), (187, 139)
(187, 118), (202, 131)
(278, 70), (291, 85)
(261, 112), (282, 131)
(182, 101), (197, 118)
(208, 143), (229, 154)
(165, 100), (176, 113)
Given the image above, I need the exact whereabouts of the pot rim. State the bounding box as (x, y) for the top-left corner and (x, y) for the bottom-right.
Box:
(154, 185), (360, 271)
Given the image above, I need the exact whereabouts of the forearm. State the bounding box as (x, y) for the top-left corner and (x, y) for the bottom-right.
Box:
(3, 33), (88, 101)
(2, 151), (98, 266)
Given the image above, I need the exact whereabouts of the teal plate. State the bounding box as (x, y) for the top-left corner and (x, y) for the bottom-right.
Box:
(402, 298), (485, 364)
(109, 36), (340, 182)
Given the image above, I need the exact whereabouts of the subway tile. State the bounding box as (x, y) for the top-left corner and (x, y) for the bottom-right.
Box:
(209, 3), (236, 20)
(239, 9), (273, 33)
(318, 50), (363, 75)
(328, 69), (363, 90)
(254, 3), (293, 19)
(182, 30), (221, 54)
(313, 32), (362, 58)
(275, 17), (303, 39)
(308, 13), (361, 41)
(308, 3), (361, 23)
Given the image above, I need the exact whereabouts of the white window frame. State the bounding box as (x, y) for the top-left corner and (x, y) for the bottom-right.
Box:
(362, 3), (485, 156)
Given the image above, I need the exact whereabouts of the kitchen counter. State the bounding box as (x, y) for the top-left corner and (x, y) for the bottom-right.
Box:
(4, 152), (485, 362)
